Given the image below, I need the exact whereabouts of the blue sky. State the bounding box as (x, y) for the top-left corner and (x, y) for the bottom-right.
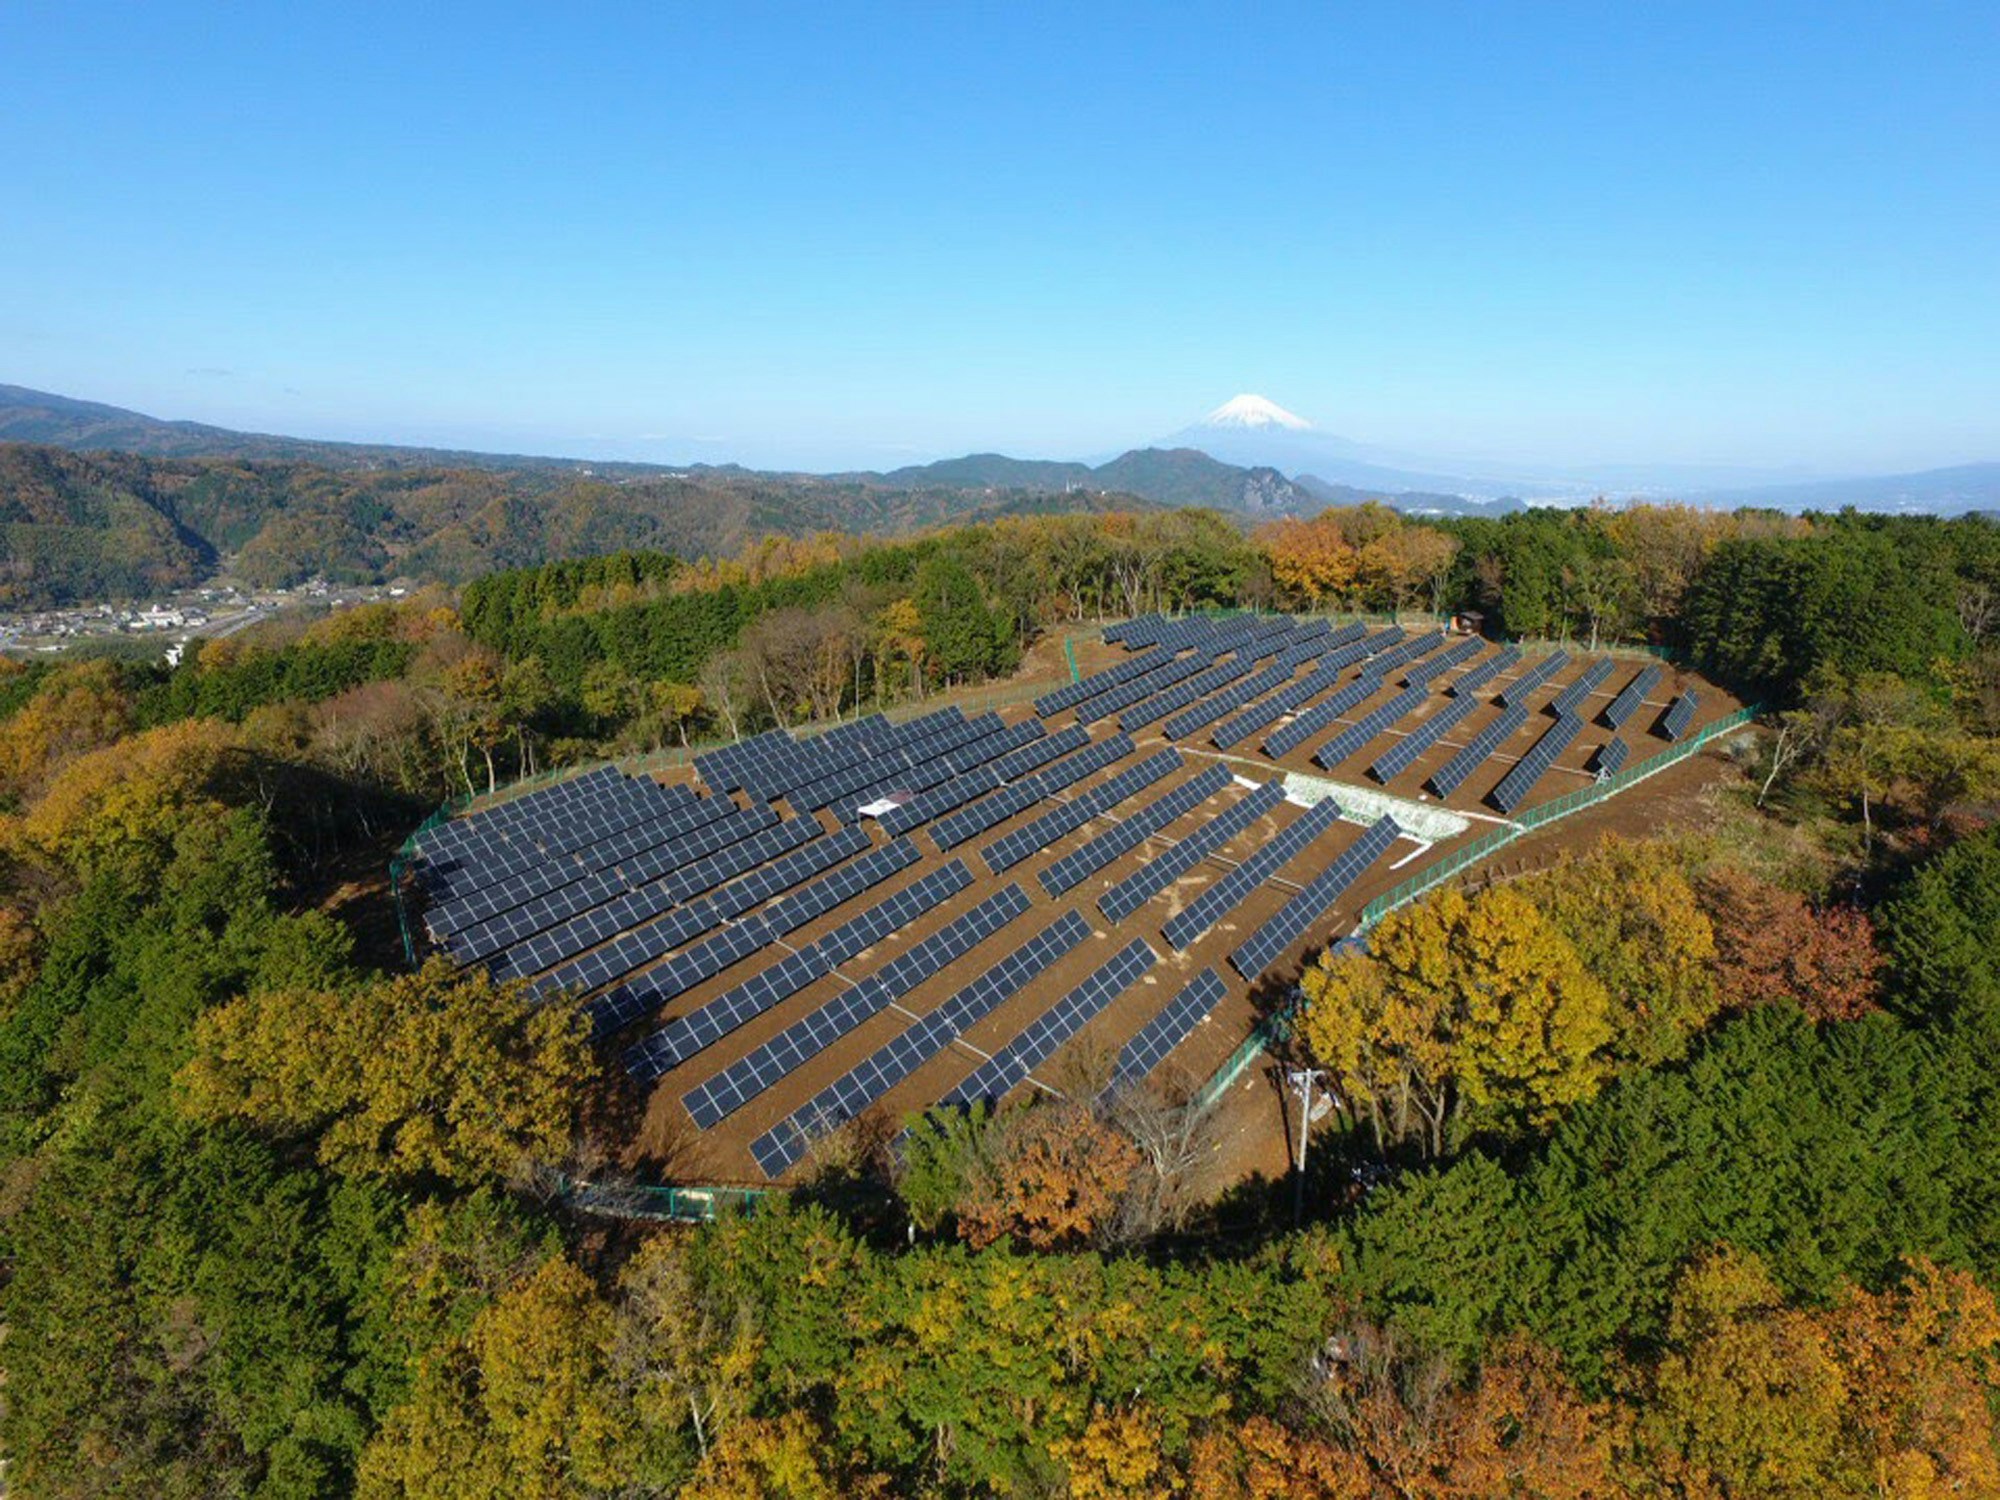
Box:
(4, 2), (1996, 472)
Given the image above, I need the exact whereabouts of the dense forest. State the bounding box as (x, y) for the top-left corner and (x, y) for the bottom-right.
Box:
(3, 501), (1999, 1496)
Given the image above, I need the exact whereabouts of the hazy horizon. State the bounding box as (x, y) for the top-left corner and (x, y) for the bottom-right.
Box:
(5, 3), (1997, 474)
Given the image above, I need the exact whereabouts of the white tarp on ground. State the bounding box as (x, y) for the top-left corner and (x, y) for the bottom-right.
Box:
(1279, 770), (1471, 844)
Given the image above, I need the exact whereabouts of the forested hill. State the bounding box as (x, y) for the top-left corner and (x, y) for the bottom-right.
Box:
(0, 442), (1157, 608)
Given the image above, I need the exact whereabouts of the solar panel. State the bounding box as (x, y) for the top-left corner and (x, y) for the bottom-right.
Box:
(1117, 658), (1254, 731)
(575, 833), (909, 1035)
(1104, 969), (1227, 1093)
(1161, 797), (1345, 951)
(1099, 780), (1284, 924)
(1309, 685), (1430, 771)
(1160, 661), (1296, 739)
(1660, 690), (1698, 741)
(937, 937), (1157, 1108)
(1488, 713), (1586, 813)
(981, 748), (1182, 873)
(624, 859), (976, 1080)
(1401, 636), (1485, 686)
(1228, 815), (1402, 977)
(1548, 659), (1618, 718)
(421, 776), (702, 906)
(1426, 705), (1529, 797)
(1366, 690), (1483, 783)
(439, 803), (782, 957)
(748, 910), (1093, 1178)
(1077, 653), (1215, 725)
(1601, 665), (1662, 728)
(1260, 677), (1384, 758)
(1039, 763), (1233, 896)
(1034, 645), (1167, 716)
(1211, 658), (1354, 749)
(479, 816), (821, 981)
(1446, 645), (1521, 699)
(679, 883), (1034, 1128)
(1497, 651), (1570, 706)
(1595, 737), (1629, 776)
(930, 733), (1135, 850)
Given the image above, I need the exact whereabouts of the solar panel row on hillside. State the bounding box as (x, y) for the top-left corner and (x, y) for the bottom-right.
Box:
(1104, 969), (1227, 1092)
(1498, 651), (1570, 706)
(930, 732), (1134, 850)
(1099, 780), (1285, 923)
(1261, 677), (1383, 758)
(1310, 685), (1430, 770)
(1402, 636), (1486, 686)
(1211, 657), (1355, 749)
(1603, 665), (1663, 728)
(1366, 690), (1483, 783)
(749, 910), (1094, 1177)
(1039, 763), (1233, 896)
(1661, 691), (1698, 740)
(1548, 658), (1618, 717)
(981, 748), (1182, 873)
(1162, 797), (1344, 951)
(1488, 713), (1586, 813)
(1161, 660), (1295, 738)
(580, 835), (916, 1036)
(625, 859), (976, 1080)
(442, 803), (781, 960)
(938, 937), (1157, 1108)
(1595, 738), (1629, 776)
(1119, 657), (1255, 731)
(1427, 705), (1529, 796)
(1228, 815), (1402, 977)
(1447, 645), (1521, 698)
(679, 883), (1035, 1128)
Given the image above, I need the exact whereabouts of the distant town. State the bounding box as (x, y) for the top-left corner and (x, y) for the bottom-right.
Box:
(1, 576), (413, 661)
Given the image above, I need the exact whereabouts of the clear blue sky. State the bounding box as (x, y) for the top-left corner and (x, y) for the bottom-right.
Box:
(4, 2), (1996, 472)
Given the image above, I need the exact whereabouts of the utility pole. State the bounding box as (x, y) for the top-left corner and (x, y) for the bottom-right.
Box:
(1287, 1067), (1326, 1227)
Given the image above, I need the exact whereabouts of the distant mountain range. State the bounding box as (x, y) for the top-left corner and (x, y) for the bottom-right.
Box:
(1, 381), (1995, 609)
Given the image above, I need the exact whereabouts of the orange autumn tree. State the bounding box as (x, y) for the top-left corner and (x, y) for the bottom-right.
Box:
(955, 1098), (1142, 1251)
(1698, 868), (1885, 1022)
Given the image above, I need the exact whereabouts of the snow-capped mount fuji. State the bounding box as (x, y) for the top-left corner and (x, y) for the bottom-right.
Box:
(1155, 396), (1520, 499)
(1200, 394), (1314, 431)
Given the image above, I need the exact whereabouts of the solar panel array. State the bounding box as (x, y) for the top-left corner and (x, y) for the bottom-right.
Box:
(1076, 652), (1217, 725)
(1034, 646), (1164, 717)
(1427, 704), (1529, 796)
(1161, 660), (1295, 738)
(1660, 690), (1698, 740)
(1603, 665), (1663, 728)
(1161, 797), (1344, 951)
(1448, 644), (1521, 699)
(1228, 815), (1403, 977)
(1120, 658), (1255, 731)
(695, 714), (909, 802)
(625, 859), (976, 1081)
(981, 747), (1182, 873)
(1488, 713), (1586, 813)
(577, 833), (909, 1035)
(1402, 636), (1485, 686)
(1548, 658), (1618, 718)
(1498, 651), (1570, 706)
(787, 711), (1003, 817)
(749, 910), (1093, 1177)
(1105, 969), (1227, 1092)
(930, 732), (1135, 851)
(1595, 737), (1630, 776)
(938, 937), (1157, 1108)
(480, 815), (819, 981)
(679, 883), (1034, 1128)
(1366, 690), (1483, 783)
(441, 803), (780, 961)
(1039, 763), (1233, 896)
(1260, 676), (1384, 758)
(1310, 685), (1430, 770)
(1099, 780), (1285, 923)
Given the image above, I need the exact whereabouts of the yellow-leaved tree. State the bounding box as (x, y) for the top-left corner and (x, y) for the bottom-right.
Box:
(179, 956), (593, 1185)
(1299, 885), (1611, 1153)
(1516, 837), (1720, 1068)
